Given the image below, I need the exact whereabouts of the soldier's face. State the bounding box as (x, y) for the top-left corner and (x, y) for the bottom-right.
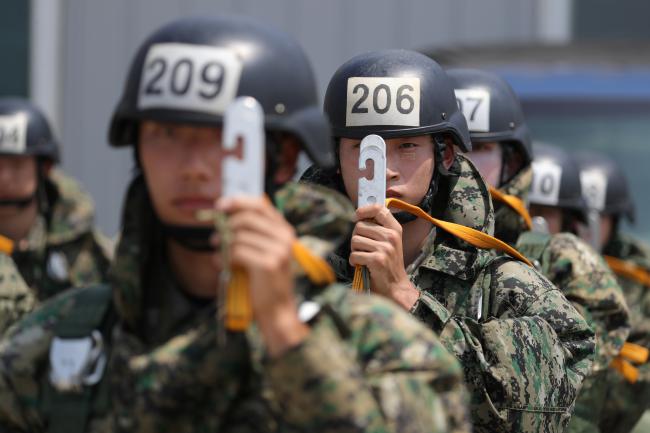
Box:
(339, 135), (435, 207)
(529, 204), (563, 234)
(465, 141), (502, 187)
(138, 121), (223, 227)
(0, 155), (38, 216)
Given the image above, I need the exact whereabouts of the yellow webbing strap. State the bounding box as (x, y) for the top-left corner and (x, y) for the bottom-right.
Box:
(0, 235), (13, 255)
(489, 186), (533, 230)
(611, 357), (640, 384)
(610, 342), (650, 384)
(352, 198), (533, 292)
(225, 241), (336, 331)
(604, 255), (650, 288)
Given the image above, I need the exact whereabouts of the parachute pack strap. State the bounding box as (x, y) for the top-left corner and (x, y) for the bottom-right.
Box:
(489, 186), (533, 230)
(45, 284), (114, 433)
(292, 241), (336, 286)
(610, 342), (649, 384)
(604, 255), (650, 288)
(385, 198), (533, 267)
(225, 240), (338, 332)
(619, 342), (650, 364)
(0, 235), (13, 255)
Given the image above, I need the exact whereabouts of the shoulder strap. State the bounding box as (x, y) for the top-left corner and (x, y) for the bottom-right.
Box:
(489, 185), (533, 230)
(0, 235), (13, 255)
(515, 231), (553, 273)
(604, 255), (650, 288)
(43, 284), (114, 433)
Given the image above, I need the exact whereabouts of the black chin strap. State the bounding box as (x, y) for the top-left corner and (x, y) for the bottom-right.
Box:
(160, 223), (215, 252)
(0, 193), (36, 208)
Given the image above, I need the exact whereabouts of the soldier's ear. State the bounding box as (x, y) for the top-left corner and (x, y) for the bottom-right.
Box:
(273, 137), (301, 184)
(442, 140), (456, 171)
(40, 159), (54, 177)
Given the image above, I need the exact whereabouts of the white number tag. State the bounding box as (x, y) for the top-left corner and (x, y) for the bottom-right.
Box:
(138, 43), (242, 116)
(580, 170), (607, 211)
(454, 89), (490, 132)
(222, 97), (265, 198)
(358, 134), (386, 208)
(0, 113), (27, 153)
(346, 77), (420, 127)
(530, 161), (562, 206)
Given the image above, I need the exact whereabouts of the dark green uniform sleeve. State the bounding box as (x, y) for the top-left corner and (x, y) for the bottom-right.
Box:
(411, 259), (595, 433)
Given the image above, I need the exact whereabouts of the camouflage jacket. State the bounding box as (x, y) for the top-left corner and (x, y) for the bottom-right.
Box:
(596, 232), (650, 433)
(0, 177), (471, 433)
(0, 254), (30, 333)
(304, 155), (595, 433)
(497, 166), (629, 371)
(0, 170), (112, 333)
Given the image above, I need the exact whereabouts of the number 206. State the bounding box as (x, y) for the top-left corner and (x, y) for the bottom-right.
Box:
(351, 84), (415, 115)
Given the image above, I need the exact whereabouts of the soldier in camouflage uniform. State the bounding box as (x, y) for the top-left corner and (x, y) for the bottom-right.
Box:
(302, 50), (595, 433)
(0, 98), (111, 333)
(575, 151), (650, 433)
(0, 16), (471, 433)
(449, 69), (630, 433)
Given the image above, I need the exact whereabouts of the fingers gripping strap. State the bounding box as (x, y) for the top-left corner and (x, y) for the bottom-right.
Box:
(351, 198), (533, 293)
(225, 241), (337, 332)
(489, 186), (533, 230)
(0, 235), (13, 255)
(605, 255), (650, 288)
(386, 198), (533, 267)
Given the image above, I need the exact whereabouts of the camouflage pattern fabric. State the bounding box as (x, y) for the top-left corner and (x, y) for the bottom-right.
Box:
(8, 169), (112, 315)
(0, 178), (471, 433)
(305, 155), (595, 433)
(0, 254), (34, 334)
(597, 232), (650, 433)
(490, 162), (630, 433)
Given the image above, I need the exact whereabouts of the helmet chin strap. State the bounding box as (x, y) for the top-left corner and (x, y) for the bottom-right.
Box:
(160, 223), (215, 252)
(0, 193), (37, 208)
(393, 135), (448, 225)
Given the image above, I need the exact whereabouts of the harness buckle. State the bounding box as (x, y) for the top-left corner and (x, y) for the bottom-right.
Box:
(49, 330), (107, 392)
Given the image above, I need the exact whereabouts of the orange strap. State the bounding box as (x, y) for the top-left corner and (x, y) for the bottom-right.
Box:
(0, 235), (13, 255)
(605, 255), (650, 288)
(619, 342), (650, 364)
(352, 198), (533, 292)
(386, 198), (533, 267)
(610, 342), (650, 384)
(611, 357), (640, 383)
(225, 241), (336, 331)
(489, 186), (533, 230)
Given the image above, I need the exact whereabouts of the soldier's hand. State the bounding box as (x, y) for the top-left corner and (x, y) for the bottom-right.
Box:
(350, 204), (419, 309)
(216, 196), (309, 357)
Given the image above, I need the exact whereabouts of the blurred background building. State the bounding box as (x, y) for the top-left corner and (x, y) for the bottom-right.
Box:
(2, 0), (649, 247)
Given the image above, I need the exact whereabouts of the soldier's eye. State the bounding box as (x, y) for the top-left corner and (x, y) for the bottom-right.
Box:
(399, 142), (417, 149)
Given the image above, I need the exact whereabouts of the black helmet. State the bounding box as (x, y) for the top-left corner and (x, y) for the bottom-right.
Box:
(574, 150), (635, 223)
(529, 142), (587, 219)
(323, 50), (471, 151)
(0, 98), (59, 162)
(109, 15), (333, 168)
(447, 68), (532, 164)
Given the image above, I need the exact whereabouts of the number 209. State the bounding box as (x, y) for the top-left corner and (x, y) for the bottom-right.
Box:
(143, 57), (225, 99)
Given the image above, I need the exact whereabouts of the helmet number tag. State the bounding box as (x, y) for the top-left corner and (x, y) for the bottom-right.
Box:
(580, 170), (607, 211)
(222, 97), (265, 198)
(454, 89), (490, 132)
(530, 161), (562, 206)
(357, 134), (386, 208)
(138, 43), (243, 115)
(0, 113), (27, 153)
(346, 77), (420, 127)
